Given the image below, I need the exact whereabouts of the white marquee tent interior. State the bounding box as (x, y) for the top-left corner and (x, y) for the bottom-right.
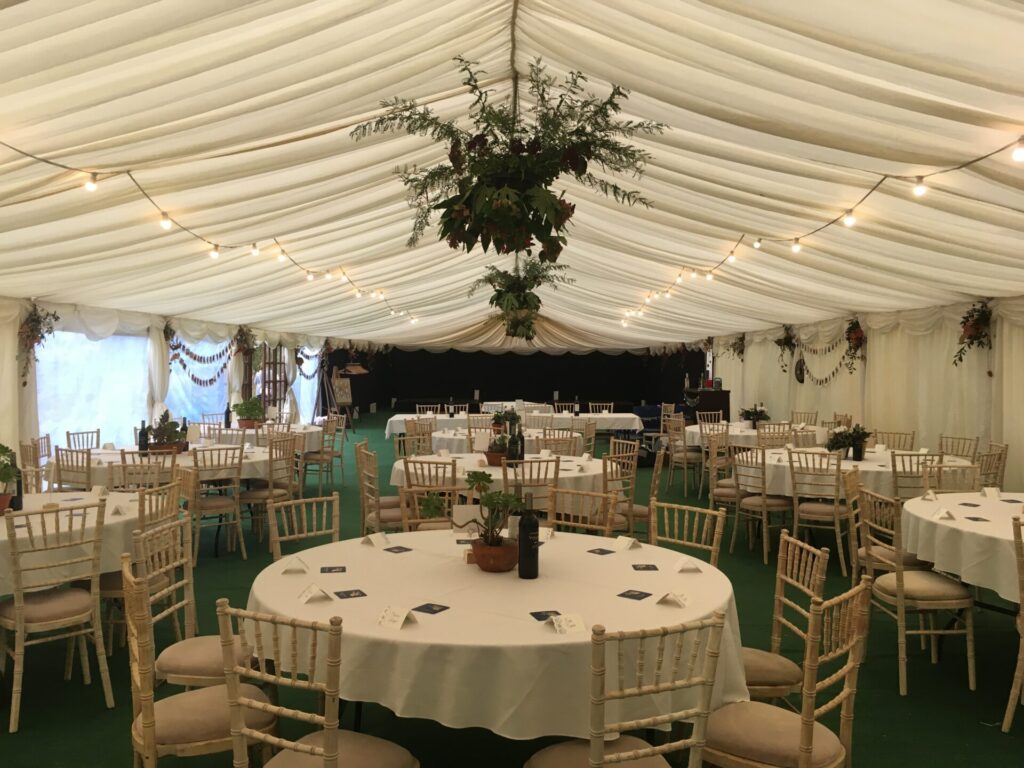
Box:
(1, 0), (1022, 479)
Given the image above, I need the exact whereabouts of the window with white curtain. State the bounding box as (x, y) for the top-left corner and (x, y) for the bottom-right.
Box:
(36, 330), (149, 448)
(165, 338), (229, 424)
(293, 347), (321, 423)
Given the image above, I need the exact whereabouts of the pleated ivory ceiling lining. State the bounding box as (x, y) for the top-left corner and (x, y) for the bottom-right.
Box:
(0, 0), (1022, 351)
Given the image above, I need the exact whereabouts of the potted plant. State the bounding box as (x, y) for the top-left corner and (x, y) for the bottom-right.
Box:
(503, 408), (521, 429)
(846, 424), (872, 461)
(416, 492), (447, 521)
(468, 257), (573, 340)
(0, 443), (18, 510)
(826, 426), (851, 458)
(469, 490), (524, 572)
(953, 299), (993, 374)
(232, 397), (265, 429)
(485, 434), (509, 466)
(146, 410), (188, 454)
(490, 410), (506, 434)
(739, 404), (769, 430)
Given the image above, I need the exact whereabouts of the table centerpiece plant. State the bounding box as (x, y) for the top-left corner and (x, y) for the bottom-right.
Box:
(826, 424), (872, 461)
(484, 434), (509, 466)
(739, 404), (769, 429)
(232, 396), (265, 429)
(351, 56), (662, 338)
(146, 410), (188, 453)
(0, 443), (18, 510)
(470, 490), (524, 572)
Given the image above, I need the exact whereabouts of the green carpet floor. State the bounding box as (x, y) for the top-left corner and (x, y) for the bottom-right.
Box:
(1, 410), (1021, 766)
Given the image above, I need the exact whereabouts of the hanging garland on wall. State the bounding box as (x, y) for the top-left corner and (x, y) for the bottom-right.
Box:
(843, 319), (866, 373)
(296, 348), (321, 380)
(775, 325), (797, 372)
(953, 299), (993, 374)
(17, 303), (59, 387)
(795, 336), (843, 356)
(726, 335), (745, 361)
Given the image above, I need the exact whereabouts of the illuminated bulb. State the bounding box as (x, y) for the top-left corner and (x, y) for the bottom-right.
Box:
(375, 290), (384, 300)
(705, 272), (713, 281)
(84, 173), (98, 192)
(842, 211), (856, 227)
(690, 269), (697, 279)
(324, 271), (332, 280)
(277, 252), (286, 263)
(676, 274), (683, 284)
(912, 176), (928, 197)
(355, 290), (362, 299)
(160, 212), (172, 230)
(410, 317), (419, 324)
(209, 245), (220, 259)
(663, 291), (670, 299)
(727, 251), (736, 263)
(753, 238), (762, 249)
(389, 309), (395, 316)
(400, 310), (407, 316)
(1013, 138), (1024, 162)
(621, 319), (628, 327)
(653, 292), (660, 300)
(791, 238), (801, 253)
(306, 272), (314, 282)
(339, 274), (349, 283)
(644, 296), (651, 304)
(250, 243), (260, 257)
(637, 309), (644, 317)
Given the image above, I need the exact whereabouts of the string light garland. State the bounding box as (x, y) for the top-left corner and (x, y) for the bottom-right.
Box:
(0, 140), (422, 326)
(618, 135), (1023, 325)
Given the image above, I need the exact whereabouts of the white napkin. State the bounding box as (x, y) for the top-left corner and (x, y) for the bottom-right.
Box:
(582, 453), (592, 462)
(797, 422), (806, 430)
(874, 443), (886, 453)
(613, 535), (641, 551)
(438, 449), (450, 458)
(918, 448), (929, 454)
(92, 485), (108, 498)
(933, 507), (955, 520)
(601, 409), (610, 414)
(675, 556), (702, 573)
(539, 449), (552, 458)
(547, 613), (586, 634)
(982, 487), (1001, 499)
(281, 556), (309, 574)
(923, 490), (938, 501)
(539, 526), (555, 541)
(377, 606), (416, 630)
(298, 584), (332, 603)
(657, 592), (688, 607)
(361, 532), (390, 547)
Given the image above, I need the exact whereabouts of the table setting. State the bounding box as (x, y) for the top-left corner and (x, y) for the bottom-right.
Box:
(431, 427), (583, 456)
(390, 452), (607, 493)
(386, 411), (644, 438)
(684, 420), (827, 448)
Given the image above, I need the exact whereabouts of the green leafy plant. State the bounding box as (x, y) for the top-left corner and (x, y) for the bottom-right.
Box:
(468, 256), (573, 340)
(465, 471), (494, 497)
(17, 303), (59, 387)
(826, 424), (871, 451)
(233, 325), (257, 357)
(775, 325), (797, 372)
(953, 300), (992, 368)
(0, 443), (17, 487)
(232, 396), (265, 421)
(727, 335), (745, 361)
(147, 410), (185, 445)
(417, 492), (447, 519)
(487, 434), (509, 453)
(843, 319), (866, 374)
(475, 490), (525, 546)
(739, 405), (769, 421)
(351, 57), (662, 260)
(490, 411), (506, 426)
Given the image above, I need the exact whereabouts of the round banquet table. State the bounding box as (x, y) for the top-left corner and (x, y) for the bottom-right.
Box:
(0, 490), (140, 595)
(431, 427), (583, 456)
(385, 412), (644, 439)
(188, 423), (324, 453)
(903, 492), (1024, 602)
(390, 452), (602, 492)
(741, 447), (971, 497)
(246, 529), (748, 739)
(684, 421), (827, 448)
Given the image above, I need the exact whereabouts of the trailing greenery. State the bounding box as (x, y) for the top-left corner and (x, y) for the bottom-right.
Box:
(775, 324), (797, 372)
(476, 490), (524, 546)
(232, 396), (265, 421)
(953, 300), (992, 367)
(487, 434), (509, 453)
(352, 57), (662, 260)
(17, 303), (59, 387)
(147, 410), (185, 445)
(739, 405), (769, 422)
(0, 443), (17, 486)
(826, 424), (872, 451)
(417, 492), (447, 519)
(468, 256), (573, 339)
(843, 319), (866, 374)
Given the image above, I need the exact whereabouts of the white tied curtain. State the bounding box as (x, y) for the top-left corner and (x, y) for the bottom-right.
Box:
(147, 325), (170, 423)
(283, 347), (299, 424)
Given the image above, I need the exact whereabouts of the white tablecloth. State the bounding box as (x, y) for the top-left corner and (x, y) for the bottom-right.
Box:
(740, 447), (970, 497)
(431, 428), (583, 456)
(246, 529), (748, 738)
(46, 443), (274, 485)
(386, 412), (644, 438)
(684, 422), (827, 448)
(903, 492), (1024, 602)
(0, 490), (140, 595)
(481, 401), (551, 413)
(188, 423), (323, 453)
(390, 453), (604, 493)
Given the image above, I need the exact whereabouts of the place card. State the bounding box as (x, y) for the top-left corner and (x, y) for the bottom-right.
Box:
(932, 508), (955, 520)
(923, 490), (938, 501)
(657, 592), (688, 608)
(377, 606), (417, 630)
(613, 536), (641, 551)
(918, 448), (929, 454)
(438, 449), (450, 457)
(632, 563), (658, 571)
(334, 589), (367, 599)
(320, 565), (347, 573)
(91, 485), (108, 497)
(588, 547), (615, 556)
(796, 422), (806, 430)
(539, 449), (552, 458)
(981, 487), (1001, 499)
(412, 603), (449, 615)
(111, 505), (125, 516)
(617, 589), (652, 601)
(874, 443), (887, 453)
(581, 453), (592, 462)
(361, 532), (390, 547)
(547, 613), (586, 634)
(539, 526), (555, 541)
(675, 557), (702, 573)
(508, 516), (520, 540)
(531, 609), (560, 621)
(383, 545), (412, 554)
(298, 584), (333, 603)
(281, 556), (309, 574)
(964, 516), (990, 522)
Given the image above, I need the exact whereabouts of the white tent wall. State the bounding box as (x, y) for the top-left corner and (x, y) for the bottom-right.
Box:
(715, 298), (1022, 486)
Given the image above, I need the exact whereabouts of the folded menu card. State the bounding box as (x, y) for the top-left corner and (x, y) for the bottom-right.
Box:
(932, 508), (955, 520)
(377, 606), (417, 630)
(298, 584), (333, 603)
(657, 592), (688, 607)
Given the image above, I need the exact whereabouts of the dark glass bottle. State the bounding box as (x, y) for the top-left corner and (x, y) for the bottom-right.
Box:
(180, 416), (188, 431)
(518, 496), (539, 579)
(138, 420), (149, 451)
(224, 403), (232, 428)
(573, 395), (580, 416)
(507, 423), (521, 461)
(517, 423), (526, 458)
(10, 455), (23, 510)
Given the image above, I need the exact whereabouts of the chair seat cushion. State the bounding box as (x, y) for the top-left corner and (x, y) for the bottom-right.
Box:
(712, 485), (741, 500)
(857, 544), (928, 570)
(717, 477), (736, 487)
(303, 452), (332, 462)
(196, 495), (236, 512)
(267, 729), (420, 768)
(797, 501), (848, 517)
(741, 647), (802, 688)
(524, 734), (668, 768)
(133, 683), (272, 746)
(874, 570), (971, 601)
(239, 486), (291, 503)
(366, 508), (404, 530)
(740, 495), (792, 512)
(0, 587), (92, 625)
(155, 634), (246, 682)
(705, 701), (843, 768)
(380, 495), (401, 509)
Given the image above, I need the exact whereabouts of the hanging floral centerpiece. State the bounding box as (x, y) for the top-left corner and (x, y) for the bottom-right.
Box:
(775, 325), (797, 372)
(843, 319), (866, 373)
(727, 335), (745, 361)
(352, 57), (661, 337)
(953, 300), (992, 370)
(233, 325), (256, 357)
(17, 303), (59, 387)
(468, 257), (573, 340)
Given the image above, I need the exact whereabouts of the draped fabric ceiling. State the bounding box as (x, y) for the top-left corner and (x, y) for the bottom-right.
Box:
(0, 0), (1022, 351)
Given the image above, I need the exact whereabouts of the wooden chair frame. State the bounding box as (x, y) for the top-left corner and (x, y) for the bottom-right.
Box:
(548, 486), (619, 537)
(732, 448), (792, 565)
(650, 500), (725, 566)
(268, 493), (341, 560)
(67, 429), (101, 450)
(788, 449), (856, 577)
(1003, 516), (1024, 732)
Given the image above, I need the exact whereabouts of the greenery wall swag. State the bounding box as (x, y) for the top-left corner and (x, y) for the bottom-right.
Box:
(17, 303), (59, 386)
(353, 57), (661, 337)
(843, 319), (866, 373)
(953, 300), (992, 370)
(726, 335), (745, 361)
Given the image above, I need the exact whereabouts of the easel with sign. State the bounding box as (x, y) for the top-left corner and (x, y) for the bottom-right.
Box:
(324, 369), (356, 433)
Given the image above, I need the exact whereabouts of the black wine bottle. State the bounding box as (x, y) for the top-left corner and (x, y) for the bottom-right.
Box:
(180, 416), (188, 431)
(10, 455), (23, 510)
(518, 498), (539, 579)
(224, 403), (232, 428)
(517, 423), (526, 458)
(138, 420), (149, 451)
(573, 395), (580, 416)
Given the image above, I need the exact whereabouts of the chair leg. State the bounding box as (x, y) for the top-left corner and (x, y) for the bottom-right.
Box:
(897, 610), (909, 696)
(78, 633), (91, 684)
(964, 607), (976, 691)
(729, 511), (740, 554)
(234, 507), (248, 561)
(928, 614), (938, 664)
(760, 510), (770, 565)
(1007, 640), (1024, 732)
(92, 621), (115, 709)
(9, 629), (25, 732)
(833, 518), (848, 577)
(64, 636), (75, 681)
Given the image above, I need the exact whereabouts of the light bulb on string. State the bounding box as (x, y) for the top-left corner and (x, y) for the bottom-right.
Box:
(1012, 137), (1024, 162)
(621, 319), (628, 327)
(690, 269), (697, 279)
(84, 173), (97, 192)
(306, 272), (314, 282)
(753, 238), (762, 249)
(644, 296), (651, 304)
(637, 309), (644, 317)
(727, 251), (736, 263)
(676, 274), (683, 284)
(277, 251), (286, 263)
(375, 290), (384, 301)
(250, 243), (260, 257)
(209, 245), (220, 259)
(664, 290), (671, 299)
(653, 292), (660, 300)
(159, 212), (172, 230)
(339, 274), (349, 283)
(791, 238), (801, 253)
(842, 211), (856, 227)
(705, 272), (713, 281)
(355, 290), (362, 299)
(912, 177), (928, 197)
(389, 309), (396, 316)
(324, 271), (332, 280)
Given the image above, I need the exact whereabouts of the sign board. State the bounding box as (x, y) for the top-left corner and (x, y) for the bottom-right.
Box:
(331, 371), (353, 406)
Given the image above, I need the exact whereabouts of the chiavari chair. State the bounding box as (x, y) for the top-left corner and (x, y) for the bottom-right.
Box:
(890, 450), (942, 501)
(667, 415), (701, 495)
(268, 493), (341, 559)
(398, 486), (457, 532)
(789, 410), (818, 426)
(553, 402), (578, 414)
(503, 457), (561, 512)
(1002, 516), (1024, 732)
(978, 446), (1007, 487)
(66, 429), (101, 450)
(922, 462), (981, 493)
(650, 501), (726, 566)
(588, 401), (613, 414)
(415, 403), (443, 415)
(547, 487), (620, 537)
(756, 421), (791, 449)
(301, 417), (338, 494)
(872, 429), (916, 450)
(189, 447), (246, 561)
(355, 441), (402, 536)
(524, 412), (554, 430)
(788, 449), (856, 577)
(938, 434), (980, 462)
(732, 447), (792, 565)
(52, 446), (93, 491)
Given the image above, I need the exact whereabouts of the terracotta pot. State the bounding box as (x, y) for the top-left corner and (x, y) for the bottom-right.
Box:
(237, 419), (263, 429)
(0, 494), (11, 513)
(491, 423), (503, 434)
(484, 451), (505, 467)
(470, 539), (518, 572)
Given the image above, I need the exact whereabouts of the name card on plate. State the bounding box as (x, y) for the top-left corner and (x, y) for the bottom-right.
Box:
(547, 613), (586, 634)
(281, 556), (309, 575)
(675, 556), (702, 573)
(657, 592), (688, 608)
(92, 485), (108, 498)
(111, 505), (125, 517)
(923, 490), (938, 501)
(933, 508), (955, 521)
(539, 526), (555, 541)
(581, 453), (592, 462)
(613, 536), (641, 551)
(377, 606), (417, 630)
(982, 487), (1001, 499)
(298, 584), (333, 603)
(918, 448), (929, 454)
(361, 532), (390, 547)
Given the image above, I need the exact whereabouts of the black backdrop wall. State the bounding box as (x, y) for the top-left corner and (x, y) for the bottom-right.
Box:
(326, 349), (707, 412)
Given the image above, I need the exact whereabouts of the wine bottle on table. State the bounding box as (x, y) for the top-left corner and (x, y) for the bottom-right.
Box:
(517, 423), (526, 458)
(224, 403), (232, 428)
(518, 492), (539, 579)
(180, 416), (188, 431)
(138, 420), (149, 451)
(573, 395), (580, 416)
(507, 424), (520, 462)
(448, 395), (454, 418)
(10, 455), (23, 510)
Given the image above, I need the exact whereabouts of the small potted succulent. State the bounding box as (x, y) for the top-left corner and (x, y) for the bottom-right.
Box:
(469, 490), (524, 572)
(0, 443), (18, 511)
(485, 434), (509, 466)
(147, 410), (188, 453)
(232, 397), (265, 429)
(416, 492), (447, 521)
